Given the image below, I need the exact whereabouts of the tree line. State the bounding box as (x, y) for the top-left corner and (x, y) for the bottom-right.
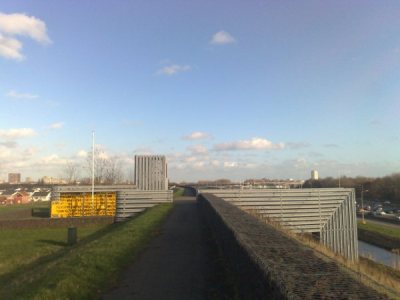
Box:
(303, 173), (400, 204)
(64, 148), (127, 185)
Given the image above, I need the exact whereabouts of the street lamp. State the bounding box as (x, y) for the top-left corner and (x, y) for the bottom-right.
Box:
(361, 185), (368, 224)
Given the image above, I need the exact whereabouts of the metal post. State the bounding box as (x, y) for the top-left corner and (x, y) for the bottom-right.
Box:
(92, 131), (95, 215)
(67, 227), (77, 245)
(361, 185), (366, 224)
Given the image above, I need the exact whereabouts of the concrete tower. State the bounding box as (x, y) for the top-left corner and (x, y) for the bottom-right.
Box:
(311, 170), (319, 180)
(134, 155), (168, 190)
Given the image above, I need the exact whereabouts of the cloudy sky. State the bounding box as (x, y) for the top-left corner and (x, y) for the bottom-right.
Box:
(1, 1), (400, 182)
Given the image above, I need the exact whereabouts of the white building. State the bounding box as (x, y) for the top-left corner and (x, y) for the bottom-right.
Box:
(31, 191), (51, 202)
(134, 155), (168, 190)
(311, 170), (319, 180)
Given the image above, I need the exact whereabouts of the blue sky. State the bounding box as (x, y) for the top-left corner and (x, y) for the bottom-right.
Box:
(0, 1), (400, 182)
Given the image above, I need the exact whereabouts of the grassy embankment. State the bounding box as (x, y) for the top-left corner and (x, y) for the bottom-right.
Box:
(0, 203), (173, 299)
(358, 221), (400, 251)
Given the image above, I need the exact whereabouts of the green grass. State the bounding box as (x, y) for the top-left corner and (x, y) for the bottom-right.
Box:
(358, 221), (400, 240)
(358, 221), (400, 251)
(0, 225), (106, 277)
(0, 203), (173, 299)
(0, 202), (49, 214)
(173, 187), (185, 198)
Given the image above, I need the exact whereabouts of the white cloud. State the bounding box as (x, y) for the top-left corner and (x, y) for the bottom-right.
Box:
(0, 128), (36, 139)
(157, 64), (191, 76)
(23, 146), (38, 156)
(182, 131), (211, 140)
(0, 12), (51, 60)
(210, 30), (236, 45)
(213, 137), (284, 151)
(77, 150), (87, 158)
(0, 141), (17, 148)
(48, 122), (64, 130)
(40, 154), (66, 165)
(0, 145), (13, 159)
(0, 12), (51, 43)
(6, 89), (39, 100)
(224, 161), (238, 168)
(187, 144), (208, 155)
(0, 34), (23, 60)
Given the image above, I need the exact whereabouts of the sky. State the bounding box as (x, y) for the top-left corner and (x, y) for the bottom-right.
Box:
(0, 1), (400, 182)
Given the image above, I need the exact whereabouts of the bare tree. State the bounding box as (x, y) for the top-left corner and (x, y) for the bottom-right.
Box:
(104, 156), (123, 184)
(86, 147), (107, 184)
(86, 148), (123, 184)
(64, 160), (80, 184)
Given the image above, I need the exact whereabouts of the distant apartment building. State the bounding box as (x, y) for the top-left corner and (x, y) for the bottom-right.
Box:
(42, 176), (66, 185)
(134, 155), (168, 190)
(8, 173), (21, 184)
(311, 170), (319, 180)
(25, 177), (34, 183)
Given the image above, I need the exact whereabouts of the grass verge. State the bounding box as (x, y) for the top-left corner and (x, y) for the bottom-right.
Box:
(173, 187), (184, 198)
(0, 203), (173, 299)
(358, 221), (400, 251)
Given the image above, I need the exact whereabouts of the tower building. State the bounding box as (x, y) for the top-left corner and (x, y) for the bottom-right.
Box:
(134, 155), (168, 190)
(311, 170), (319, 180)
(8, 173), (21, 184)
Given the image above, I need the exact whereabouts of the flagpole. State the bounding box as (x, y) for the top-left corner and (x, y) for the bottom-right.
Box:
(92, 131), (95, 214)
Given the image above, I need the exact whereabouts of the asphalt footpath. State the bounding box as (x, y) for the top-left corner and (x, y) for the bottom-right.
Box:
(102, 194), (231, 300)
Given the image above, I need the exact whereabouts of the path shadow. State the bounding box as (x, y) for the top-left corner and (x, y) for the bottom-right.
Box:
(37, 239), (68, 247)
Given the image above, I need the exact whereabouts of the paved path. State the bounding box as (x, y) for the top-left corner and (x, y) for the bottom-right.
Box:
(103, 196), (228, 300)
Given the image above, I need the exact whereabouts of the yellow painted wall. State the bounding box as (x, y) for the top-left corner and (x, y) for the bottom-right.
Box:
(51, 192), (116, 218)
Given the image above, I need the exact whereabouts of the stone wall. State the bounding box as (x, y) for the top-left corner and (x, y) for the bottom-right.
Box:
(198, 193), (388, 300)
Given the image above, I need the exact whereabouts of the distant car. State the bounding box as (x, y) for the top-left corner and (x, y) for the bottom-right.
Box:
(396, 215), (400, 221)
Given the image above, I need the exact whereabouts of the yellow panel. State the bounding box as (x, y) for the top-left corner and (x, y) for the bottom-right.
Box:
(51, 192), (116, 218)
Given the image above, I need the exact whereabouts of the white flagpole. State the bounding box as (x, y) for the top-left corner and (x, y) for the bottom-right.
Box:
(92, 131), (95, 214)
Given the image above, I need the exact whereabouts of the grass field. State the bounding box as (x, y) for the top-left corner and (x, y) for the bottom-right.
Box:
(358, 221), (400, 240)
(358, 221), (400, 251)
(0, 224), (107, 277)
(0, 203), (173, 299)
(0, 202), (49, 217)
